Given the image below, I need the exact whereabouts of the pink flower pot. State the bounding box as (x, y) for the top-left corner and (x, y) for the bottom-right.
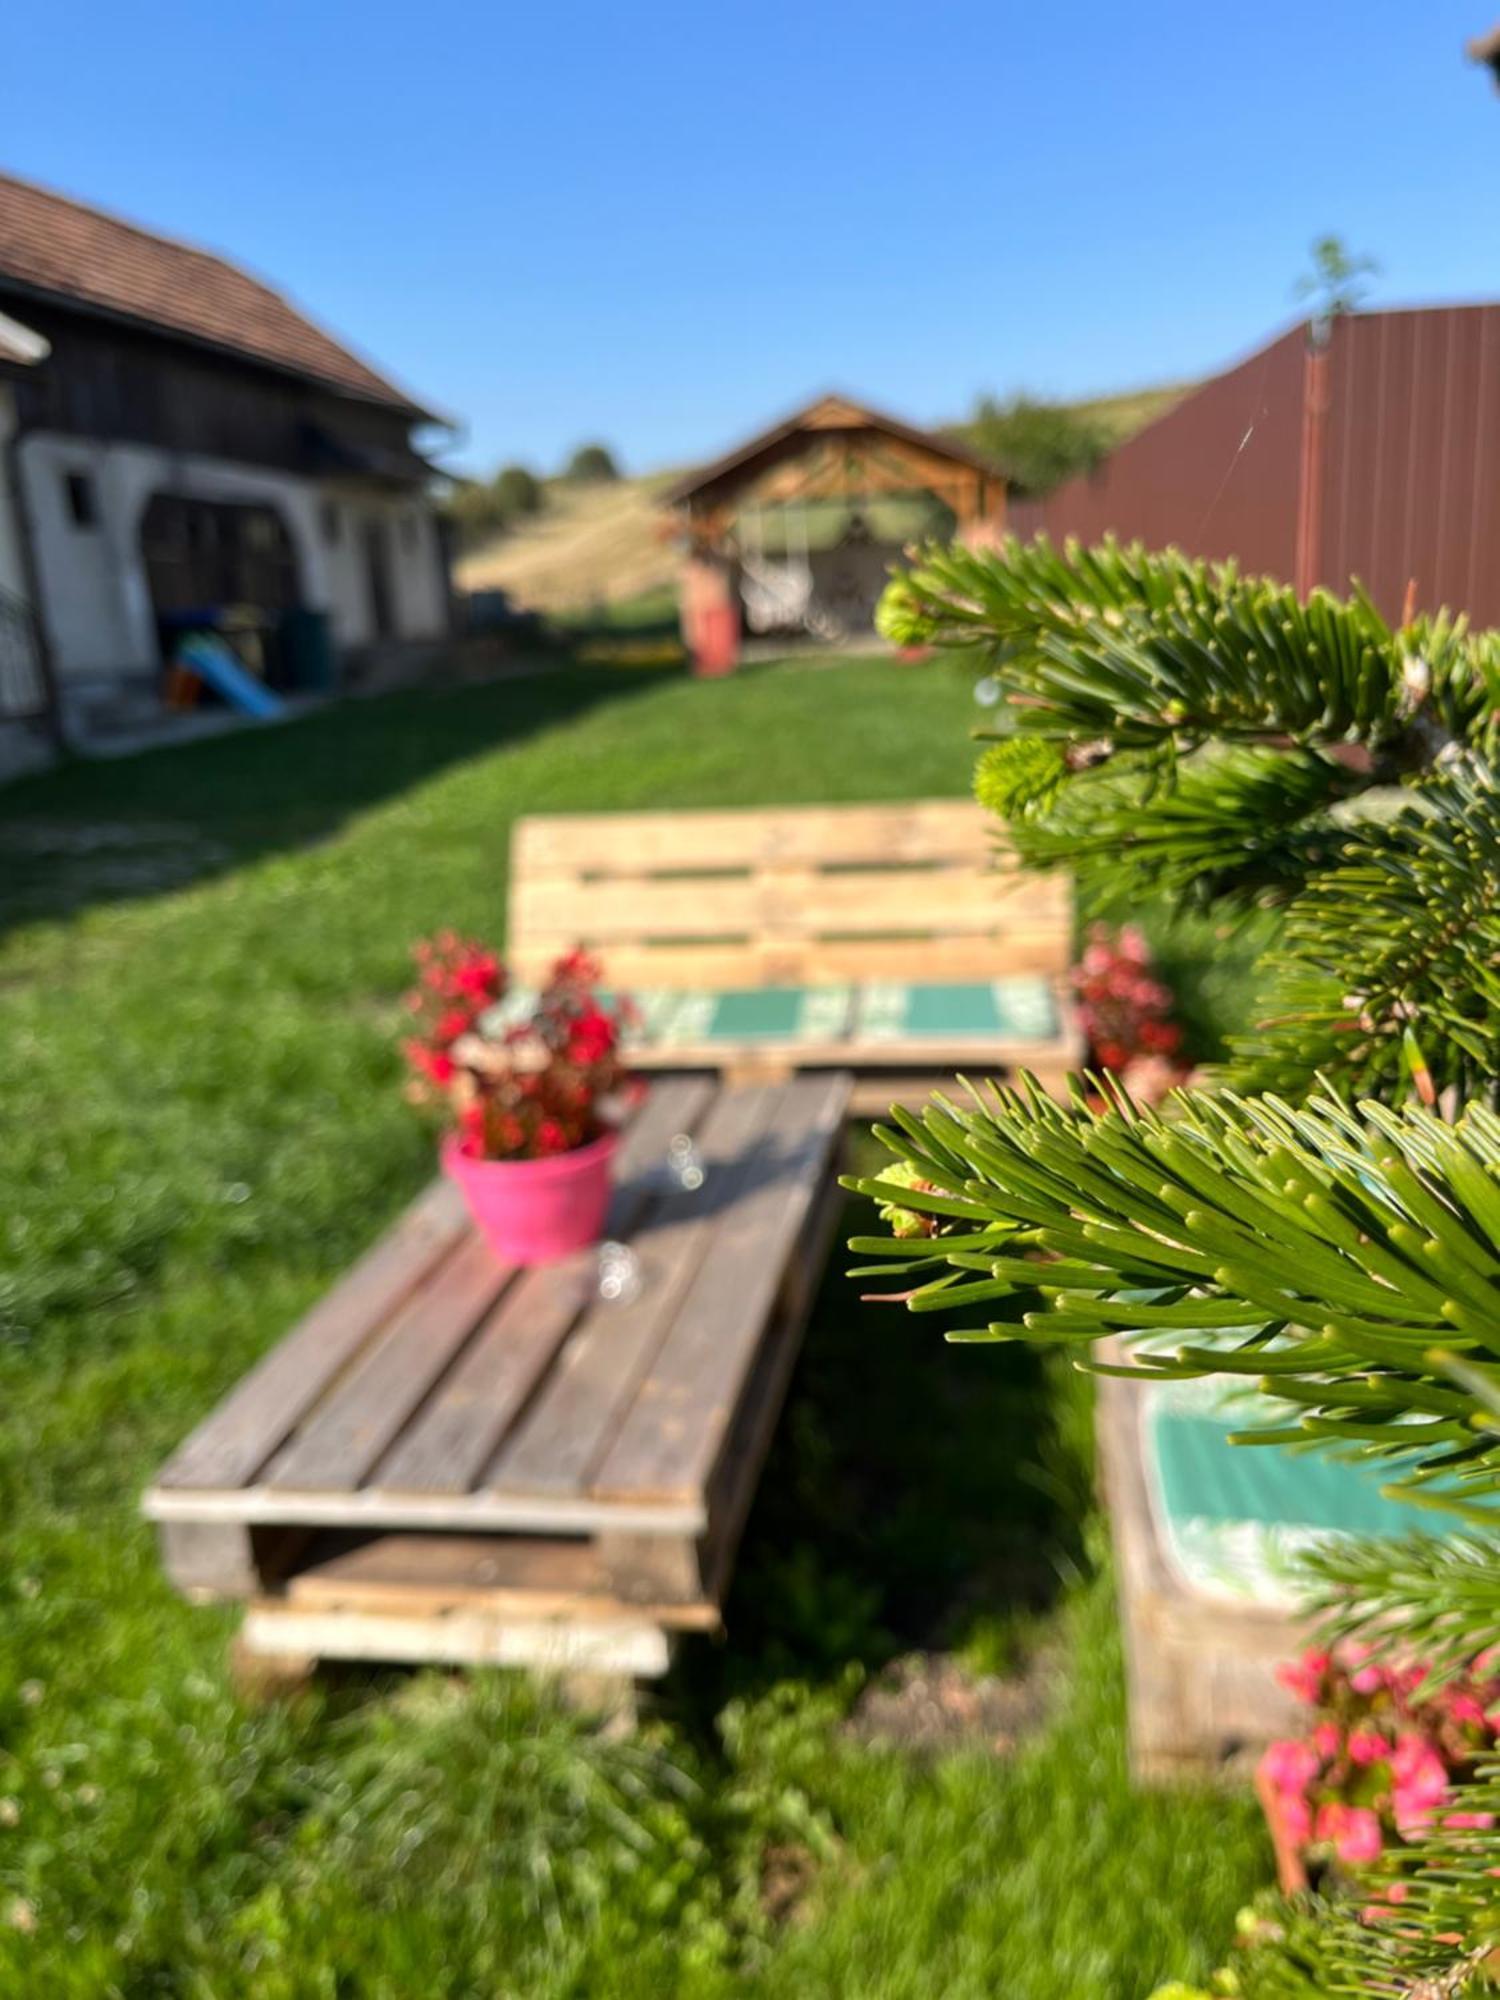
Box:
(441, 1128), (617, 1266)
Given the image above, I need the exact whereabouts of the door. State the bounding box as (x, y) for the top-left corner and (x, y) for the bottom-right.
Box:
(362, 517), (395, 640)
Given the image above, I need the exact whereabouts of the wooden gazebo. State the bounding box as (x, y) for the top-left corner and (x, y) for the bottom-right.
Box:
(663, 394), (1005, 674)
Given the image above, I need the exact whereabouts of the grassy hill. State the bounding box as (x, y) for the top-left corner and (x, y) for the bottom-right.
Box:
(456, 381), (1190, 616)
(1067, 379), (1191, 445)
(455, 472), (683, 616)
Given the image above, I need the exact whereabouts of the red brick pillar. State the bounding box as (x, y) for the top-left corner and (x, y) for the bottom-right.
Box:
(680, 554), (740, 677)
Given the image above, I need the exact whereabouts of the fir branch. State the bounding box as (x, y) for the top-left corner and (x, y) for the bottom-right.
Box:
(844, 1084), (1500, 1501)
(878, 536), (1500, 768)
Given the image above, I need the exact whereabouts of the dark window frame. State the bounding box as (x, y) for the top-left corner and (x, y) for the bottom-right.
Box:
(63, 469), (99, 529)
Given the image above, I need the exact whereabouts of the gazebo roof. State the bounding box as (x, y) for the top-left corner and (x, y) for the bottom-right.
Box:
(663, 393), (1004, 512)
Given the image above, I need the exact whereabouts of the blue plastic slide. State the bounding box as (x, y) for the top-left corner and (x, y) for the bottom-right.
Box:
(177, 634), (285, 719)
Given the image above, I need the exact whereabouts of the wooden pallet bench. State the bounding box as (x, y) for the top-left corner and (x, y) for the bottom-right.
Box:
(144, 1071), (849, 1682)
(1098, 1345), (1452, 1778)
(509, 800), (1080, 1109)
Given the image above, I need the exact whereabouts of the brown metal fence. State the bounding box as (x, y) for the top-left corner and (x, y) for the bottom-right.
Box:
(1016, 305), (1500, 631)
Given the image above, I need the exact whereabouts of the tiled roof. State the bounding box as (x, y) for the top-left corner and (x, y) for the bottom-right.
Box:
(0, 171), (434, 417)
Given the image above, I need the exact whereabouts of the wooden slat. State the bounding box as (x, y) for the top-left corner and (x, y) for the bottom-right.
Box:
(511, 867), (1060, 943)
(373, 1078), (713, 1495)
(264, 1232), (510, 1493)
(241, 1601), (674, 1676)
(592, 1070), (849, 1503)
(281, 1532), (722, 1630)
(487, 1081), (782, 1497)
(513, 800), (994, 873)
(155, 1177), (470, 1494)
(516, 934), (1070, 990)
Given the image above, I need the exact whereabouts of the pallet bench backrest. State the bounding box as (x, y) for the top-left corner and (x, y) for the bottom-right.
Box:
(508, 800), (1071, 992)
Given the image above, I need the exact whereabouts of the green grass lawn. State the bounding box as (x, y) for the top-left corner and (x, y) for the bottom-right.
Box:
(0, 656), (1270, 1996)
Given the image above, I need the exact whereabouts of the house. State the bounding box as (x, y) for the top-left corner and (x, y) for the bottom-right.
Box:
(0, 170), (451, 759)
(1011, 304), (1500, 630)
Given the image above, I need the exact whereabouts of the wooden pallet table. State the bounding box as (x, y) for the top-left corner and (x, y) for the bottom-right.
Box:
(144, 1071), (850, 1685)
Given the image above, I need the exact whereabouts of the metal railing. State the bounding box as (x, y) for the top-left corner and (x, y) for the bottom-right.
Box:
(0, 585), (48, 722)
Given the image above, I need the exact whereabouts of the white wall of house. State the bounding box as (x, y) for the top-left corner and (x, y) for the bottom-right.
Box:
(0, 389), (30, 604)
(15, 432), (447, 682)
(316, 491), (448, 648)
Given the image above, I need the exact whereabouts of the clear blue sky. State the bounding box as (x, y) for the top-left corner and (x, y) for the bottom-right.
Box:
(5, 2), (1499, 477)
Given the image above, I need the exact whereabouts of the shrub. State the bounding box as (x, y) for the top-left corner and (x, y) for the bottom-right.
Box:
(860, 536), (1500, 1993)
(564, 442), (620, 482)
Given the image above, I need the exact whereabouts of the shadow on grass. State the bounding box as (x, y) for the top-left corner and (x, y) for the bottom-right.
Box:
(670, 1177), (1093, 1719)
(0, 659), (681, 940)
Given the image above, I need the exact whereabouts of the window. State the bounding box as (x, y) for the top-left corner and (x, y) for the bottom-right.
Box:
(64, 470), (99, 528)
(320, 499), (342, 548)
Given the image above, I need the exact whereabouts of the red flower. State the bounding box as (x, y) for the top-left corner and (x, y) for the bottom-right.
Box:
(457, 1103), (486, 1159)
(535, 1119), (568, 1155)
(434, 1006), (476, 1045)
(404, 1041), (456, 1086)
(1276, 1650), (1331, 1705)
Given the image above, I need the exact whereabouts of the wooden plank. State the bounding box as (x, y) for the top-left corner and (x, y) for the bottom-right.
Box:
(373, 1078), (713, 1495)
(522, 933), (1070, 991)
(511, 867), (1063, 943)
(263, 1232), (510, 1493)
(281, 1532), (722, 1630)
(593, 1146), (845, 1607)
(592, 1070), (849, 1504)
(240, 1601), (674, 1676)
(145, 1482), (707, 1534)
(630, 1025), (1080, 1077)
(513, 801), (996, 873)
(154, 1177), (470, 1494)
(157, 1520), (261, 1600)
(488, 1081), (782, 1498)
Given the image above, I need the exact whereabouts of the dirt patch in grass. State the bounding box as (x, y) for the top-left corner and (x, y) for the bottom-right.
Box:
(845, 1644), (1063, 1758)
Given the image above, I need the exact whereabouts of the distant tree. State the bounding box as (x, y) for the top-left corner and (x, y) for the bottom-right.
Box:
(493, 464), (544, 518)
(564, 442), (621, 483)
(1294, 234), (1379, 341)
(445, 476), (509, 550)
(964, 394), (1109, 498)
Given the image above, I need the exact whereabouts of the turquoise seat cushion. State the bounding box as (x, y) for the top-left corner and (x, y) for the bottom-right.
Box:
(487, 977), (1059, 1051)
(1144, 1377), (1443, 1604)
(853, 976), (1059, 1043)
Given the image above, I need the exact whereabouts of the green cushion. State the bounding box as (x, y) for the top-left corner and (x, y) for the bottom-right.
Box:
(854, 977), (1059, 1043)
(663, 984), (852, 1044)
(492, 978), (1059, 1053)
(1144, 1377), (1441, 1604)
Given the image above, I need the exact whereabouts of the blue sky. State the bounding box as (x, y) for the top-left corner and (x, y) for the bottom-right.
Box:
(5, 2), (1499, 476)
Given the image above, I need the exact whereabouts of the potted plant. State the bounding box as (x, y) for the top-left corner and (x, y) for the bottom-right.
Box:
(402, 933), (633, 1265)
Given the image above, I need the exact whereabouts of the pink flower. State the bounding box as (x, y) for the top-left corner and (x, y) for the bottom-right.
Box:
(1444, 1691), (1488, 1730)
(1392, 1735), (1449, 1835)
(1345, 1645), (1385, 1696)
(1316, 1802), (1383, 1866)
(1348, 1728), (1390, 1768)
(1312, 1721), (1342, 1761)
(1444, 1812), (1495, 1831)
(1277, 1650), (1330, 1706)
(1261, 1737), (1321, 1796)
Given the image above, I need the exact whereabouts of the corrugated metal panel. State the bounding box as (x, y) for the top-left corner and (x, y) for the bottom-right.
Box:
(1319, 305), (1500, 626)
(1008, 304), (1500, 630)
(1019, 325), (1307, 577)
